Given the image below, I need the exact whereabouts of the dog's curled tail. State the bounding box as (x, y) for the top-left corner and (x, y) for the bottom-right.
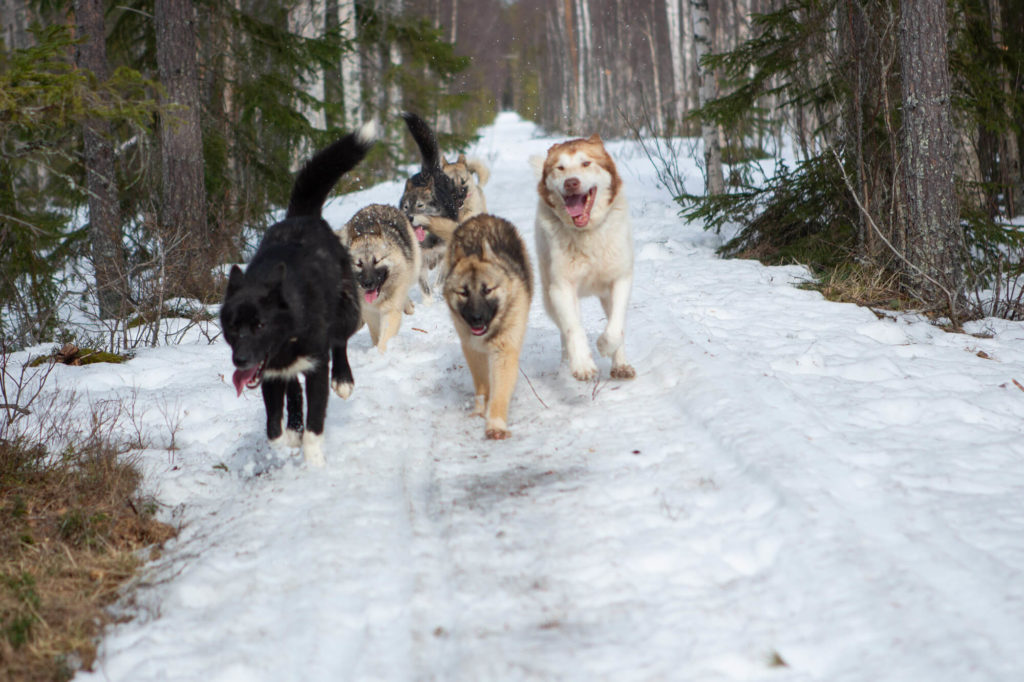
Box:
(401, 112), (440, 170)
(467, 158), (490, 187)
(286, 120), (378, 219)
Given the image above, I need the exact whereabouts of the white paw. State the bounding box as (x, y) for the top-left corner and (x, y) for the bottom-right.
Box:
(596, 329), (623, 357)
(270, 429), (302, 450)
(302, 431), (326, 467)
(332, 380), (353, 399)
(570, 357), (598, 382)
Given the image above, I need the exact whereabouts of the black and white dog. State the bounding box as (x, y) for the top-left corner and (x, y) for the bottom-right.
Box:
(220, 123), (376, 466)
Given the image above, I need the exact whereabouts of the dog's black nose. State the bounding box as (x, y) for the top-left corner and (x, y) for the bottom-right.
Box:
(564, 177), (581, 194)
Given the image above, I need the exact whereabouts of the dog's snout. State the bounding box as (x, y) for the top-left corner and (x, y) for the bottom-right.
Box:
(564, 177), (581, 194)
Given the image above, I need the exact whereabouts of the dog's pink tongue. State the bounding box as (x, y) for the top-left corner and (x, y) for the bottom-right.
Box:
(415, 226), (426, 241)
(364, 290), (379, 304)
(564, 193), (587, 218)
(232, 367), (259, 397)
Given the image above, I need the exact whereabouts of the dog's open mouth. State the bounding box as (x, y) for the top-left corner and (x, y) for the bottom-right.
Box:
(232, 360), (266, 396)
(364, 288), (381, 304)
(470, 324), (488, 336)
(563, 187), (596, 227)
(414, 226), (427, 242)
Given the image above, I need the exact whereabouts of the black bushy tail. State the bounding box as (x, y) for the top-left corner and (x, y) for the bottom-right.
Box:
(286, 121), (378, 219)
(401, 112), (440, 170)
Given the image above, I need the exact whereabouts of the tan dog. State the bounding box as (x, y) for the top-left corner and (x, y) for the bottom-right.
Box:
(442, 153), (490, 216)
(530, 134), (635, 381)
(338, 204), (421, 352)
(443, 214), (532, 440)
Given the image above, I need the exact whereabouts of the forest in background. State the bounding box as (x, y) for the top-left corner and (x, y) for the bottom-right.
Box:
(1, 0), (1023, 352)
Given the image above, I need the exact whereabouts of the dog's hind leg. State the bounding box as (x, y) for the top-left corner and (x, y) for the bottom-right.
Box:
(331, 341), (354, 399)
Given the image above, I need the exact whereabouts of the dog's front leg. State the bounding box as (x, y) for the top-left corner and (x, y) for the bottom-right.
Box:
(376, 309), (403, 352)
(301, 363), (330, 467)
(598, 275), (635, 379)
(262, 376), (290, 440)
(484, 344), (521, 440)
(546, 280), (596, 381)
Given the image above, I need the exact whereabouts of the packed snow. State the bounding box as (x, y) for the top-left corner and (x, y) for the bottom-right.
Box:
(11, 112), (1024, 681)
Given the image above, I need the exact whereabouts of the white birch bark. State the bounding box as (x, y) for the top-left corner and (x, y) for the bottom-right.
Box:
(289, 0), (327, 132)
(387, 0), (404, 146)
(691, 0), (725, 194)
(338, 0), (362, 128)
(681, 0), (697, 114)
(575, 0), (591, 127)
(642, 15), (665, 134)
(665, 0), (685, 126)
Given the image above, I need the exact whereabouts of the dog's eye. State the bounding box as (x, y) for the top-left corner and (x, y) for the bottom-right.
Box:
(482, 284), (495, 295)
(458, 287), (469, 298)
(556, 164), (564, 171)
(582, 160), (591, 167)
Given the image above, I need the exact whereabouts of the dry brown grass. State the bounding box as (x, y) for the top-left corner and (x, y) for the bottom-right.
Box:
(805, 262), (914, 311)
(1, 348), (176, 681)
(0, 437), (176, 682)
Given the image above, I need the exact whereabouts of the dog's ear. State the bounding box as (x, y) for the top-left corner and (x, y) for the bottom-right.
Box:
(337, 227), (351, 247)
(480, 239), (497, 264)
(528, 155), (544, 180)
(457, 153), (467, 165)
(451, 241), (467, 263)
(587, 133), (603, 145)
(227, 265), (245, 295)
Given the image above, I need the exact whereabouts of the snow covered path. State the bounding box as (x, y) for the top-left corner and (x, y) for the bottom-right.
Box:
(41, 113), (1024, 681)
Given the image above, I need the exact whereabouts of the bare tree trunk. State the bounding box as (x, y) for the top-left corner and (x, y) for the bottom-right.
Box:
(665, 0), (685, 127)
(642, 13), (665, 135)
(155, 0), (210, 300)
(290, 0), (326, 169)
(338, 0), (362, 128)
(74, 0), (126, 320)
(562, 0), (579, 132)
(899, 0), (962, 314)
(987, 0), (1023, 216)
(387, 0), (404, 147)
(691, 0), (725, 194)
(682, 0), (698, 115)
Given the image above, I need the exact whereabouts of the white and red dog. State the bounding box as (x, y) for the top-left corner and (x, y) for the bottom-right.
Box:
(531, 134), (635, 381)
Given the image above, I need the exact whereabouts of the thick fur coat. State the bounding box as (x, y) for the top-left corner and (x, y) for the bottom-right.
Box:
(220, 123), (376, 466)
(443, 214), (532, 440)
(530, 134), (636, 381)
(339, 204), (421, 352)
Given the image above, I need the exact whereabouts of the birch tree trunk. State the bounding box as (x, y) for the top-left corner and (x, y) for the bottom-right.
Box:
(75, 0), (126, 319)
(338, 0), (362, 128)
(561, 0), (579, 132)
(691, 0), (725, 194)
(682, 0), (697, 115)
(155, 0), (210, 299)
(574, 0), (591, 128)
(665, 0), (685, 127)
(387, 0), (404, 147)
(899, 0), (963, 314)
(289, 0), (327, 168)
(642, 14), (665, 134)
